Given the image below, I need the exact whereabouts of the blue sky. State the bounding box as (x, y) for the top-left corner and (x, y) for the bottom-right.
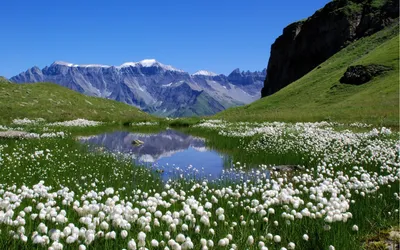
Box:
(0, 0), (331, 78)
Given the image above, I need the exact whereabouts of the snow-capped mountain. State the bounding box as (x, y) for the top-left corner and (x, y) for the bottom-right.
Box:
(192, 70), (217, 76)
(10, 59), (265, 117)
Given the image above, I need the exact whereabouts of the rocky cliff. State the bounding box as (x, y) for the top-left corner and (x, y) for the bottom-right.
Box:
(261, 0), (399, 97)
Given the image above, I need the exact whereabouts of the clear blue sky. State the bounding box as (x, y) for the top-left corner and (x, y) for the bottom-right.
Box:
(1, 0), (331, 78)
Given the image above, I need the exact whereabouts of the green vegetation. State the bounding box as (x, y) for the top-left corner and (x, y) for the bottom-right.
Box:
(362, 227), (400, 250)
(164, 117), (202, 127)
(333, 0), (388, 14)
(216, 23), (399, 127)
(169, 92), (229, 117)
(0, 76), (10, 83)
(0, 137), (162, 195)
(336, 1), (363, 16)
(370, 0), (388, 9)
(179, 127), (310, 167)
(0, 121), (398, 249)
(0, 137), (163, 249)
(0, 82), (155, 124)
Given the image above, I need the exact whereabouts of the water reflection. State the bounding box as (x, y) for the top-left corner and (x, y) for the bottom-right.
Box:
(79, 129), (237, 180)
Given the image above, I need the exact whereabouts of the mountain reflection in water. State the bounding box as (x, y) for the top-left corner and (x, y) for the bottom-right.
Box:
(79, 129), (238, 180)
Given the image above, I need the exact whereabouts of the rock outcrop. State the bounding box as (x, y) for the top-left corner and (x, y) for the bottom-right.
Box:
(261, 0), (399, 97)
(340, 64), (392, 85)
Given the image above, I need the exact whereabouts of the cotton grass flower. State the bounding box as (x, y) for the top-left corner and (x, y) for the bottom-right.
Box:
(247, 235), (254, 245)
(151, 239), (159, 247)
(137, 232), (146, 247)
(128, 239), (137, 250)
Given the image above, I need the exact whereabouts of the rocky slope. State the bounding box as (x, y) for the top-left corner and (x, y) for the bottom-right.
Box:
(11, 60), (265, 117)
(261, 0), (399, 97)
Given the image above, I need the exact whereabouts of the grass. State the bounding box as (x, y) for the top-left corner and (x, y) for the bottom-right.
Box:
(0, 82), (155, 124)
(337, 1), (363, 16)
(0, 122), (398, 249)
(169, 92), (227, 117)
(182, 121), (400, 249)
(215, 22), (399, 127)
(0, 137), (164, 249)
(0, 137), (162, 195)
(163, 117), (202, 127)
(178, 127), (312, 168)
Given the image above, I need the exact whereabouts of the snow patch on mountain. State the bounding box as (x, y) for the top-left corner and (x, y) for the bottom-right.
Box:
(53, 61), (74, 67)
(53, 61), (110, 68)
(162, 82), (174, 87)
(192, 70), (217, 76)
(53, 59), (183, 72)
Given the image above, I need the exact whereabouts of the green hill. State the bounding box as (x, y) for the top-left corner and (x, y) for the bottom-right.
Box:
(216, 23), (399, 127)
(0, 82), (154, 124)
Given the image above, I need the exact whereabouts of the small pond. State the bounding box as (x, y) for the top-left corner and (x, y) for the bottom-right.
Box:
(79, 129), (270, 180)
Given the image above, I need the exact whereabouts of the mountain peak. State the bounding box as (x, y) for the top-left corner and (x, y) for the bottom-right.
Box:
(51, 61), (110, 68)
(228, 68), (243, 77)
(48, 59), (183, 72)
(192, 70), (217, 76)
(52, 61), (73, 67)
(231, 68), (242, 74)
(139, 59), (158, 67)
(31, 66), (42, 72)
(118, 59), (183, 72)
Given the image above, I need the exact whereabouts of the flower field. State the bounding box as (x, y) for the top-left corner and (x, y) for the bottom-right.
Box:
(0, 120), (398, 249)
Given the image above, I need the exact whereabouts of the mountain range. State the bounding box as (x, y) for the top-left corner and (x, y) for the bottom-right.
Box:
(11, 59), (265, 117)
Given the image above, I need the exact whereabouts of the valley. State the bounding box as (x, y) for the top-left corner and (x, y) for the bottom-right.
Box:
(0, 0), (399, 249)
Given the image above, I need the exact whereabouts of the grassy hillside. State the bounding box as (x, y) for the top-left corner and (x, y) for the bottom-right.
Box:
(216, 23), (399, 127)
(171, 92), (227, 117)
(0, 82), (154, 124)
